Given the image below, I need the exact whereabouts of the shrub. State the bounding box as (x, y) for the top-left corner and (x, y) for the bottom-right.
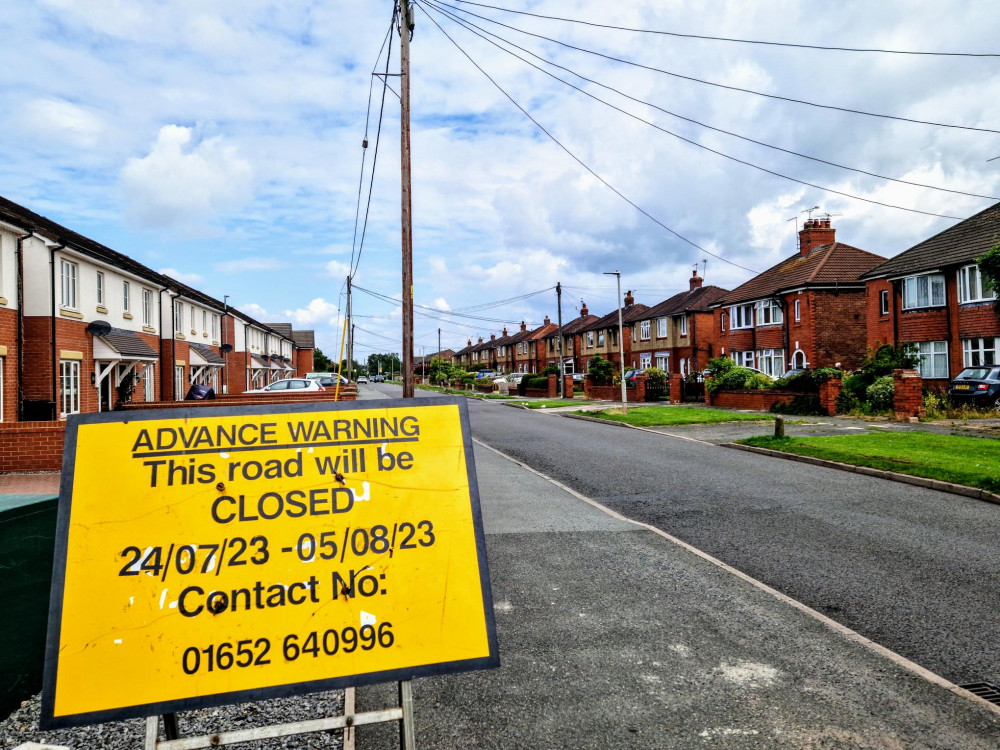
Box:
(706, 356), (735, 377)
(643, 367), (667, 388)
(587, 355), (614, 386)
(706, 365), (772, 394)
(976, 242), (1000, 309)
(745, 372), (776, 389)
(540, 364), (560, 376)
(774, 367), (843, 393)
(865, 375), (895, 412)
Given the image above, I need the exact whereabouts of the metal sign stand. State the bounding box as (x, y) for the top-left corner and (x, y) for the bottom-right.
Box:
(143, 681), (415, 750)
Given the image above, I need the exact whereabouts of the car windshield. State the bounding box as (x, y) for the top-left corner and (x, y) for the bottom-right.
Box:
(956, 368), (993, 380)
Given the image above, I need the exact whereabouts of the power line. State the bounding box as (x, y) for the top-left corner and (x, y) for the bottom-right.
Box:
(352, 5), (398, 280)
(425, 0), (998, 204)
(353, 283), (541, 324)
(449, 285), (555, 312)
(450, 1), (1000, 58)
(433, 0), (1000, 135)
(416, 3), (761, 275)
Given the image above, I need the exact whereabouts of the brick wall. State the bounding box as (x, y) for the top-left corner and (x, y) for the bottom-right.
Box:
(811, 290), (869, 370)
(707, 390), (797, 411)
(893, 368), (924, 420)
(0, 422), (65, 472)
(865, 280), (894, 352)
(294, 348), (314, 377)
(0, 307), (18, 422)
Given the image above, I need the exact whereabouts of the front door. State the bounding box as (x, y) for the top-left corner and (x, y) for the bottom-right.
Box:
(98, 362), (115, 412)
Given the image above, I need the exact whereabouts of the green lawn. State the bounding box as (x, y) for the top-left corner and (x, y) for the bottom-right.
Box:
(739, 432), (1000, 493)
(521, 399), (594, 409)
(585, 406), (775, 426)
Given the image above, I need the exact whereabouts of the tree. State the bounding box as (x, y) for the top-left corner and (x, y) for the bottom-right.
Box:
(976, 242), (1000, 309)
(587, 354), (614, 386)
(313, 347), (333, 372)
(367, 352), (402, 378)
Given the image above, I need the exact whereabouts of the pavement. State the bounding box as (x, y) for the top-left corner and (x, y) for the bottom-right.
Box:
(349, 384), (1000, 748)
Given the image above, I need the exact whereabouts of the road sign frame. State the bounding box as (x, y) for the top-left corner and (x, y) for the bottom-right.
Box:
(41, 396), (498, 729)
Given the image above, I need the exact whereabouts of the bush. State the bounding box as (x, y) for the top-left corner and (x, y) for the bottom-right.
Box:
(540, 364), (560, 376)
(643, 367), (667, 388)
(774, 367), (843, 393)
(745, 373), (776, 389)
(706, 365), (772, 394)
(706, 356), (735, 377)
(865, 375), (895, 412)
(587, 355), (614, 386)
(770, 395), (824, 416)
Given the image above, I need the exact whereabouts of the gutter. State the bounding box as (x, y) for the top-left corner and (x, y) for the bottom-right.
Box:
(49, 243), (65, 418)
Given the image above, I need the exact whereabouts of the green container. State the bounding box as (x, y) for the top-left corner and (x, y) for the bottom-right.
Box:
(0, 495), (58, 720)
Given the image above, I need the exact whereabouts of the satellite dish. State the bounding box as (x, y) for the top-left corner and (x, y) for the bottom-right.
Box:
(86, 320), (112, 337)
(221, 343), (233, 353)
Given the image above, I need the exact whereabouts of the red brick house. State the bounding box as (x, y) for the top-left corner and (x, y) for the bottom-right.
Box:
(511, 318), (557, 373)
(860, 202), (1000, 385)
(713, 219), (887, 375)
(630, 270), (728, 376)
(575, 292), (649, 374)
(541, 304), (600, 375)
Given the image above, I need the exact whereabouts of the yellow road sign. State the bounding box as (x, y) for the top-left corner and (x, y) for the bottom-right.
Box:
(42, 397), (498, 729)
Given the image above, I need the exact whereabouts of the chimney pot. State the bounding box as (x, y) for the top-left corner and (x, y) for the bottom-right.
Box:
(544, 315), (550, 325)
(520, 320), (527, 331)
(490, 333), (495, 341)
(690, 268), (704, 290)
(580, 301), (589, 317)
(798, 218), (835, 256)
(624, 290), (635, 307)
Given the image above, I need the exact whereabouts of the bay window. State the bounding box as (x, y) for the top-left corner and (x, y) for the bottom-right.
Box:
(755, 299), (783, 326)
(902, 274), (945, 309)
(730, 304), (754, 329)
(756, 349), (785, 377)
(958, 265), (996, 304)
(915, 340), (948, 379)
(963, 338), (999, 367)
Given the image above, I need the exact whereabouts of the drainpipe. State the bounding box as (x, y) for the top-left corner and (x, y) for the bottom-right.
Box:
(775, 295), (789, 370)
(49, 244), (65, 419)
(690, 312), (698, 373)
(15, 231), (29, 421)
(891, 281), (900, 347)
(167, 290), (178, 400)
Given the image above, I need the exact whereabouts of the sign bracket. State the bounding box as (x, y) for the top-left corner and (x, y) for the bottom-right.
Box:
(143, 681), (416, 750)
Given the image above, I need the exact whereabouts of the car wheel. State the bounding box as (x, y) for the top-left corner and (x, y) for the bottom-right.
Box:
(994, 396), (1000, 414)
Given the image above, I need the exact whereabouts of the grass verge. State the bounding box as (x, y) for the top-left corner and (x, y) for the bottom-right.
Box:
(738, 432), (1000, 493)
(521, 399), (594, 409)
(584, 406), (774, 426)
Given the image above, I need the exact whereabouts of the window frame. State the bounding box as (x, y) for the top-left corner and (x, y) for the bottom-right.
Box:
(60, 259), (79, 310)
(639, 320), (650, 340)
(962, 337), (999, 368)
(96, 271), (104, 306)
(597, 330), (605, 347)
(587, 331), (594, 347)
(174, 365), (185, 401)
(656, 317), (667, 338)
(902, 273), (946, 310)
(756, 348), (786, 377)
(174, 301), (183, 332)
(730, 304), (754, 329)
(60, 360), (80, 418)
(879, 289), (889, 316)
(142, 288), (153, 327)
(678, 315), (688, 336)
(915, 340), (949, 379)
(755, 299), (783, 326)
(794, 299), (801, 322)
(122, 280), (130, 313)
(143, 364), (155, 402)
(958, 264), (997, 304)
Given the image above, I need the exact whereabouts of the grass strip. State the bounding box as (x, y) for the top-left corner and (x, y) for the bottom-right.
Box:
(739, 432), (1000, 493)
(585, 406), (774, 426)
(521, 399), (594, 409)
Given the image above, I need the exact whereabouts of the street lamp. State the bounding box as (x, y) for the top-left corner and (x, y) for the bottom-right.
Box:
(603, 270), (628, 414)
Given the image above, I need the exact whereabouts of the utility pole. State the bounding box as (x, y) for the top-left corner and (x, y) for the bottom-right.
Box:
(438, 327), (441, 362)
(556, 282), (564, 399)
(604, 271), (628, 414)
(400, 0), (415, 398)
(346, 275), (353, 381)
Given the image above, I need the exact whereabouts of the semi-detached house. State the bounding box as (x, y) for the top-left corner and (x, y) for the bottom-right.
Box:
(860, 201), (1000, 385)
(713, 219), (886, 375)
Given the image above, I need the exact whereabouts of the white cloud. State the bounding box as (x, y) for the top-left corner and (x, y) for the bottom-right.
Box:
(215, 257), (287, 274)
(281, 298), (341, 327)
(20, 98), (104, 148)
(325, 260), (351, 279)
(121, 125), (253, 228)
(158, 267), (204, 284)
(431, 297), (450, 312)
(239, 302), (269, 320)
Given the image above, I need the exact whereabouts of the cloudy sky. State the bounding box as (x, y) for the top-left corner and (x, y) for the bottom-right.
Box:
(4, 0), (1000, 358)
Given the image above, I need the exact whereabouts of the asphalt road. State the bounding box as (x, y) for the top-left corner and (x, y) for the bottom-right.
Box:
(369, 383), (1000, 687)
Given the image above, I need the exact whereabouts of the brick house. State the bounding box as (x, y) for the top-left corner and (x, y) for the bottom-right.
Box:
(630, 270), (728, 376)
(541, 304), (600, 375)
(860, 201), (1000, 385)
(510, 318), (557, 373)
(576, 292), (649, 374)
(713, 219), (887, 375)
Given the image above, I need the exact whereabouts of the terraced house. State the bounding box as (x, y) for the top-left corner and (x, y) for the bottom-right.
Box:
(861, 201), (1000, 385)
(0, 195), (314, 422)
(574, 292), (649, 374)
(630, 270), (728, 377)
(713, 219), (886, 375)
(541, 303), (600, 375)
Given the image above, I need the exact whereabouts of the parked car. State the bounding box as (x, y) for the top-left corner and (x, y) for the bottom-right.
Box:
(948, 366), (1000, 411)
(506, 373), (525, 385)
(245, 378), (324, 394)
(357, 375), (369, 384)
(475, 370), (497, 380)
(318, 375), (349, 389)
(571, 373), (585, 383)
(622, 369), (639, 385)
(372, 374), (385, 383)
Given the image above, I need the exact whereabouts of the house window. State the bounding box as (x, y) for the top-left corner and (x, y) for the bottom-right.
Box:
(211, 314), (219, 340)
(794, 299), (801, 321)
(202, 310), (207, 334)
(733, 350), (755, 369)
(902, 274), (945, 309)
(915, 340), (948, 379)
(597, 330), (605, 346)
(123, 281), (130, 312)
(60, 360), (80, 417)
(639, 353), (651, 369)
(60, 259), (79, 310)
(963, 338), (999, 367)
(143, 365), (155, 402)
(958, 265), (996, 304)
(174, 302), (183, 331)
(142, 289), (153, 327)
(174, 366), (185, 401)
(755, 299), (783, 326)
(655, 354), (669, 370)
(879, 289), (889, 316)
(656, 318), (667, 337)
(587, 331), (594, 347)
(96, 272), (104, 306)
(639, 320), (650, 340)
(756, 349), (785, 377)
(719, 312), (726, 332)
(190, 305), (195, 331)
(678, 315), (688, 336)
(730, 304), (753, 329)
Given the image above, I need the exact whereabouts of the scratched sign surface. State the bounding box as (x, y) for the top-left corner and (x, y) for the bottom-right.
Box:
(42, 397), (498, 729)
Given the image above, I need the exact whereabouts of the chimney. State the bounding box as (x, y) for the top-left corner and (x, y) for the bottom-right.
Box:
(690, 267), (704, 290)
(477, 337), (483, 345)
(502, 327), (508, 337)
(624, 290), (635, 307)
(799, 218), (835, 256)
(580, 301), (589, 317)
(467, 338), (472, 347)
(544, 315), (550, 325)
(490, 333), (496, 341)
(520, 320), (527, 331)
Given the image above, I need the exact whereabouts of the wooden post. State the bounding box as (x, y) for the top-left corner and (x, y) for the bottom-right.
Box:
(400, 0), (415, 399)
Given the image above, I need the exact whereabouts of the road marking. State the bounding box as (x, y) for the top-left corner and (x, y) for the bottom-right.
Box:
(472, 437), (1000, 719)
